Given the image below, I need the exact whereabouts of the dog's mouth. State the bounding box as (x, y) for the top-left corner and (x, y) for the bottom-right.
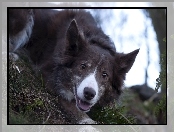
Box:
(74, 88), (92, 112)
(76, 96), (91, 111)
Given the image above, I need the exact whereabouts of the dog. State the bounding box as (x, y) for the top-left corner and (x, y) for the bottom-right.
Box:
(9, 9), (139, 124)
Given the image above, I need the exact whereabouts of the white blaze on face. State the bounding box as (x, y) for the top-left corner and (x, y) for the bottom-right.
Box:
(77, 69), (99, 104)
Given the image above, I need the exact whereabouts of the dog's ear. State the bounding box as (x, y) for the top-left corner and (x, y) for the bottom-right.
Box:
(112, 49), (139, 96)
(65, 19), (83, 56)
(98, 49), (139, 107)
(119, 49), (139, 74)
(57, 19), (85, 66)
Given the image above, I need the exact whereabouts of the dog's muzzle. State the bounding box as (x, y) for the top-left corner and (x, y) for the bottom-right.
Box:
(75, 87), (96, 112)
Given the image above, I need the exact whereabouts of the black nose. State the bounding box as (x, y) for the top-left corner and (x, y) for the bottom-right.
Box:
(84, 87), (96, 100)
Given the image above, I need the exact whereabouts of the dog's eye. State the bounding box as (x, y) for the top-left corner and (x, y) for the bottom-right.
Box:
(81, 64), (86, 70)
(102, 72), (108, 78)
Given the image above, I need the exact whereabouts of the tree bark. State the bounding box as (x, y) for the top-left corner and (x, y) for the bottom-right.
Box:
(146, 9), (166, 95)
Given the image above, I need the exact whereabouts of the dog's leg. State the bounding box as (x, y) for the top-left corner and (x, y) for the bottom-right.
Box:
(58, 96), (96, 124)
(9, 9), (34, 61)
(78, 118), (96, 124)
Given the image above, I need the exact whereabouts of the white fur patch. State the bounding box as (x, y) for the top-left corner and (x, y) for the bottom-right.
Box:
(60, 89), (74, 102)
(78, 118), (96, 124)
(76, 69), (99, 104)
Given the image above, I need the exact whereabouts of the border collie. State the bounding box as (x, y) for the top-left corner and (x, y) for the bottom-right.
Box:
(9, 9), (139, 124)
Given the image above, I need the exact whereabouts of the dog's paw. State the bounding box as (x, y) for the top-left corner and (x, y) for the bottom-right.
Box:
(9, 52), (19, 61)
(78, 118), (97, 124)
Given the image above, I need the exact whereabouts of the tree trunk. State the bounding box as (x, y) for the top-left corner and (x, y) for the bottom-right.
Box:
(146, 9), (166, 95)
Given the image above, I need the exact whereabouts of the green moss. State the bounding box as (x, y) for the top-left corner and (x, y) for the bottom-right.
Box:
(154, 38), (167, 124)
(9, 56), (67, 124)
(88, 89), (139, 124)
(154, 95), (166, 123)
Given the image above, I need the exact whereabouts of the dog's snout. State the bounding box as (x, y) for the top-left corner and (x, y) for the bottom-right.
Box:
(84, 87), (96, 100)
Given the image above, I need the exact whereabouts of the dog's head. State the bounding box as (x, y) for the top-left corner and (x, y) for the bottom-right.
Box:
(47, 19), (139, 112)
